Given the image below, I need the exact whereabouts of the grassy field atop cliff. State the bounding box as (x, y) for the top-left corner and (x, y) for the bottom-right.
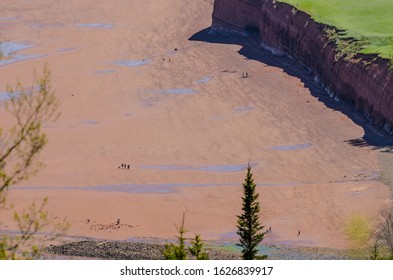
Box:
(279, 0), (393, 61)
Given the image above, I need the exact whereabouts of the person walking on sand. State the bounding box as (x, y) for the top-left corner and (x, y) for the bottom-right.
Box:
(127, 164), (130, 170)
(297, 230), (300, 236)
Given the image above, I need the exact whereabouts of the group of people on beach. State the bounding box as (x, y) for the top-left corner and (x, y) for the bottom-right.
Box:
(119, 163), (131, 170)
(265, 226), (301, 237)
(265, 226), (272, 234)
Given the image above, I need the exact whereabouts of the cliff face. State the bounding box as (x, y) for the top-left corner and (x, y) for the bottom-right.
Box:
(212, 0), (393, 134)
(212, 0), (261, 34)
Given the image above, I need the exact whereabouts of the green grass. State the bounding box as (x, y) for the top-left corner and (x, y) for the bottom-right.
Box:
(278, 0), (393, 62)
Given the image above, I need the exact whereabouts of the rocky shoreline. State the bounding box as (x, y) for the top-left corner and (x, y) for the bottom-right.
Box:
(44, 239), (352, 260)
(45, 240), (242, 260)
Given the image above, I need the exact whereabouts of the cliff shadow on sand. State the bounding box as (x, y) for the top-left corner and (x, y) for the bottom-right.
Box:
(189, 27), (393, 150)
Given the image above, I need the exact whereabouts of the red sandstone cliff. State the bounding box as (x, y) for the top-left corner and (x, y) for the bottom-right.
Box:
(212, 0), (393, 134)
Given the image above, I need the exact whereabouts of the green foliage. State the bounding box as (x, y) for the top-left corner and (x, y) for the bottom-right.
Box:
(163, 213), (188, 260)
(0, 65), (60, 193)
(324, 27), (367, 61)
(368, 242), (393, 260)
(163, 243), (187, 260)
(163, 213), (209, 260)
(344, 214), (372, 247)
(0, 67), (67, 259)
(0, 199), (69, 260)
(237, 164), (265, 260)
(189, 234), (209, 260)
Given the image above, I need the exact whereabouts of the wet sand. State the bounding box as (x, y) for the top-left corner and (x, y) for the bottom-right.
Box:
(1, 0), (391, 249)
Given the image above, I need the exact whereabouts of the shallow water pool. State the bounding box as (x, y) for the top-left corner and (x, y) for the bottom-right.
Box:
(271, 143), (312, 151)
(77, 23), (113, 29)
(113, 59), (151, 67)
(141, 88), (197, 94)
(196, 76), (213, 84)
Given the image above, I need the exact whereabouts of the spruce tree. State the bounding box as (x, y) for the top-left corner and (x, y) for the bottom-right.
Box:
(163, 214), (209, 260)
(237, 164), (266, 260)
(189, 234), (209, 260)
(163, 213), (187, 260)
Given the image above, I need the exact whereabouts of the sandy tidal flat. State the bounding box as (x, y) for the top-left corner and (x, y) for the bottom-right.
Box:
(0, 0), (391, 250)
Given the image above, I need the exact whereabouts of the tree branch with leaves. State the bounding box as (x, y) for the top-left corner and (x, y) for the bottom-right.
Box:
(0, 66), (59, 194)
(0, 66), (67, 259)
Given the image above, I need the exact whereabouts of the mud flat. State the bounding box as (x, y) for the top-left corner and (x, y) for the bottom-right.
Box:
(1, 0), (392, 255)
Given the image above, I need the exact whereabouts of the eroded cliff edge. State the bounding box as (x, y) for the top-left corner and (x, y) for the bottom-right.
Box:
(212, 0), (393, 134)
